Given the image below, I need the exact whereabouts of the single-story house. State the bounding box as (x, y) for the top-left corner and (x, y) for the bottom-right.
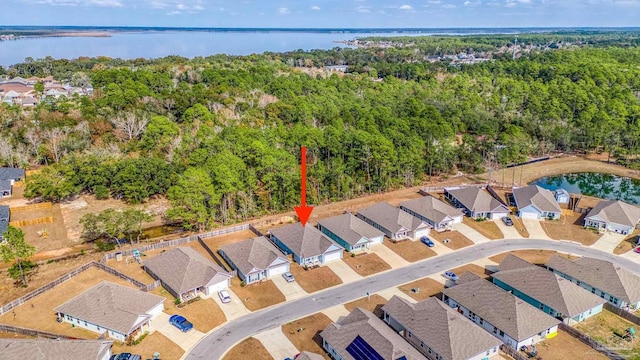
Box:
(0, 338), (113, 360)
(356, 202), (431, 241)
(554, 189), (570, 205)
(583, 200), (640, 235)
(317, 213), (385, 252)
(144, 247), (232, 301)
(444, 187), (510, 220)
(492, 255), (605, 325)
(399, 196), (464, 232)
(382, 296), (502, 360)
(0, 205), (9, 240)
(442, 273), (560, 349)
(270, 222), (344, 266)
(0, 167), (25, 198)
(320, 307), (426, 360)
(55, 281), (165, 342)
(219, 236), (290, 284)
(546, 255), (640, 310)
(512, 185), (562, 220)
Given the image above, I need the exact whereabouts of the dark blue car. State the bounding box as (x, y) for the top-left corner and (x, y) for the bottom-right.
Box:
(420, 236), (435, 247)
(169, 314), (193, 332)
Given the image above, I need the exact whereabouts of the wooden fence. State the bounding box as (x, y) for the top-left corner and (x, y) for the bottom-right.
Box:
(92, 261), (146, 289)
(604, 303), (640, 326)
(9, 216), (54, 227)
(499, 345), (528, 360)
(558, 323), (626, 360)
(0, 324), (70, 339)
(9, 202), (52, 212)
(248, 224), (264, 237)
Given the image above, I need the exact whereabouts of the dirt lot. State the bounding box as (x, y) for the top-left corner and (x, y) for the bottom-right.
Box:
(289, 264), (342, 293)
(200, 230), (260, 271)
(9, 203), (72, 253)
(151, 287), (226, 333)
(535, 330), (608, 360)
(382, 240), (437, 262)
(229, 277), (285, 311)
(429, 230), (475, 249)
(282, 313), (332, 359)
(489, 250), (578, 265)
(0, 267), (140, 338)
(462, 218), (504, 240)
(223, 337), (274, 360)
(614, 230), (639, 255)
(540, 212), (602, 245)
(575, 310), (640, 359)
(344, 294), (388, 317)
(112, 332), (185, 360)
(449, 264), (492, 278)
(342, 253), (391, 276)
(398, 278), (445, 301)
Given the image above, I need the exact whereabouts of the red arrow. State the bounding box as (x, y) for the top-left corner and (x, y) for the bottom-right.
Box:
(294, 146), (314, 226)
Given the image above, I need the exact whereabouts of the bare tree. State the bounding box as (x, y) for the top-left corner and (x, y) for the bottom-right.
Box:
(43, 127), (70, 163)
(24, 128), (41, 159)
(0, 135), (14, 167)
(111, 112), (149, 141)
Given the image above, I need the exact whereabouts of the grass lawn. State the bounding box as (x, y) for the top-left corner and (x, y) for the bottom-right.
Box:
(462, 218), (504, 240)
(223, 337), (274, 360)
(535, 330), (607, 360)
(449, 264), (492, 279)
(539, 213), (602, 245)
(382, 240), (437, 262)
(229, 277), (285, 311)
(342, 253), (391, 276)
(152, 287), (226, 333)
(282, 313), (332, 359)
(614, 230), (639, 255)
(289, 264), (342, 293)
(489, 250), (578, 265)
(398, 278), (445, 301)
(429, 230), (475, 249)
(575, 310), (640, 359)
(112, 332), (184, 360)
(510, 217), (530, 237)
(344, 294), (387, 317)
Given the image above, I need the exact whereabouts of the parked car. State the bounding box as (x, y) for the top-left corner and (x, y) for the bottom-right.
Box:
(502, 216), (514, 226)
(218, 289), (232, 303)
(110, 353), (142, 360)
(634, 246), (640, 254)
(420, 236), (435, 247)
(169, 314), (193, 332)
(283, 272), (295, 283)
(443, 271), (459, 282)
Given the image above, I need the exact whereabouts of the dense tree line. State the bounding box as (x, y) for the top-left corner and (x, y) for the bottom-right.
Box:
(1, 32), (640, 229)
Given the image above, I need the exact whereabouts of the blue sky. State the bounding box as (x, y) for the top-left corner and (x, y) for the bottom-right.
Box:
(2, 0), (639, 28)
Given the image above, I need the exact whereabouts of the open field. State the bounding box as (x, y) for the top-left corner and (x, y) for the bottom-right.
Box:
(342, 253), (391, 276)
(229, 277), (285, 311)
(289, 264), (342, 293)
(382, 240), (437, 262)
(151, 287), (226, 333)
(282, 313), (332, 359)
(429, 230), (475, 249)
(575, 310), (640, 359)
(540, 212), (602, 245)
(462, 218), (504, 240)
(398, 278), (445, 301)
(535, 330), (608, 360)
(489, 250), (578, 265)
(111, 332), (184, 360)
(0, 267), (140, 338)
(344, 294), (388, 317)
(223, 337), (274, 360)
(449, 264), (492, 278)
(614, 230), (639, 255)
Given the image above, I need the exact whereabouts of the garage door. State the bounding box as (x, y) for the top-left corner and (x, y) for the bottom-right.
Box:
(491, 212), (508, 220)
(413, 228), (430, 239)
(268, 263), (289, 276)
(207, 279), (229, 293)
(519, 212), (538, 220)
(322, 250), (343, 263)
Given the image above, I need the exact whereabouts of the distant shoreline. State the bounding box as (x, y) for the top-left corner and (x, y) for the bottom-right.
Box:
(35, 32), (112, 38)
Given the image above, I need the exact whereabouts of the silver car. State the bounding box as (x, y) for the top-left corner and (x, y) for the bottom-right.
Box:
(282, 272), (295, 283)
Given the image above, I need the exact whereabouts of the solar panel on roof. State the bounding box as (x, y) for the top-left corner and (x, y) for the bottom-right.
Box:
(346, 335), (385, 360)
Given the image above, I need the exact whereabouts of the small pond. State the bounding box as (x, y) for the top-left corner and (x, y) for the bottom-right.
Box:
(532, 172), (640, 205)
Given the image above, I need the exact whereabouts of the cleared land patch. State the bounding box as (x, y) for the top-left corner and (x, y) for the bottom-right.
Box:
(382, 240), (437, 262)
(341, 253), (391, 276)
(282, 313), (332, 359)
(288, 264), (342, 293)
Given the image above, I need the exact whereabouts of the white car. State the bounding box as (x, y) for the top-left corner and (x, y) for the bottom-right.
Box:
(218, 289), (231, 303)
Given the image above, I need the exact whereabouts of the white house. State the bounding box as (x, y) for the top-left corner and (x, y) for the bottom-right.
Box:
(399, 196), (464, 232)
(317, 213), (385, 252)
(583, 200), (640, 235)
(219, 236), (291, 284)
(356, 202), (431, 241)
(554, 189), (570, 205)
(270, 222), (344, 266)
(512, 185), (562, 220)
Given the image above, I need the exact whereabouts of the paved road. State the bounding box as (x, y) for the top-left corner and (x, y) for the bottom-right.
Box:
(184, 239), (640, 360)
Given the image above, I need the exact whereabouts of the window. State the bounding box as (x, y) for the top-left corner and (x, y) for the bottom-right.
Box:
(499, 330), (504, 337)
(486, 350), (490, 356)
(84, 321), (87, 326)
(577, 281), (581, 286)
(428, 348), (432, 354)
(420, 341), (424, 348)
(592, 288), (596, 294)
(407, 331), (412, 338)
(539, 303), (544, 310)
(479, 318), (484, 325)
(493, 326), (498, 334)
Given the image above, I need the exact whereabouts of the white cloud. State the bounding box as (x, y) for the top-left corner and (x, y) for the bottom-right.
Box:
(310, 5), (321, 10)
(356, 5), (370, 12)
(278, 7), (290, 14)
(464, 0), (481, 5)
(399, 4), (413, 9)
(443, 3), (456, 8)
(166, 10), (180, 15)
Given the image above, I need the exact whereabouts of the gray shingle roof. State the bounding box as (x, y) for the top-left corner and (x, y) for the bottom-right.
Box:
(0, 179), (11, 191)
(294, 351), (325, 360)
(144, 247), (231, 297)
(0, 205), (9, 238)
(269, 222), (341, 259)
(493, 255), (606, 317)
(445, 187), (509, 214)
(513, 185), (561, 213)
(381, 296), (501, 360)
(357, 202), (431, 233)
(546, 255), (640, 304)
(399, 196), (463, 225)
(0, 339), (113, 360)
(54, 281), (164, 335)
(320, 308), (426, 360)
(442, 274), (560, 341)
(585, 200), (640, 227)
(0, 167), (25, 181)
(219, 236), (289, 276)
(317, 213), (384, 246)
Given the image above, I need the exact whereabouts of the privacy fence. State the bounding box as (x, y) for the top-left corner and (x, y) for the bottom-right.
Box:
(558, 323), (626, 360)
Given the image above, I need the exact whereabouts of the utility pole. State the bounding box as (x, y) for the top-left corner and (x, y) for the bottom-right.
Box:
(513, 35), (518, 60)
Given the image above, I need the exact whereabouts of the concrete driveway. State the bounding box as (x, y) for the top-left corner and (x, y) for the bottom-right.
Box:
(453, 223), (491, 244)
(151, 312), (205, 351)
(522, 219), (551, 239)
(211, 288), (251, 320)
(590, 232), (626, 253)
(495, 218), (522, 239)
(326, 260), (363, 283)
(322, 304), (350, 322)
(429, 239), (454, 255)
(272, 275), (308, 301)
(376, 287), (416, 303)
(254, 327), (300, 360)
(368, 243), (409, 268)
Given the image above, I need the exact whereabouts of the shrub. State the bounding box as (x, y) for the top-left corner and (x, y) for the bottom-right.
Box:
(174, 297), (182, 305)
(132, 332), (149, 345)
(8, 260), (38, 286)
(93, 185), (110, 200)
(95, 240), (115, 252)
(240, 280), (246, 287)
